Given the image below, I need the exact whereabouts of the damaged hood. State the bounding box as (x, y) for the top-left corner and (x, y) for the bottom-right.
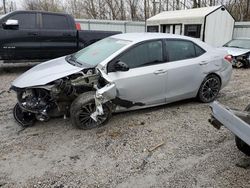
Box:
(12, 56), (84, 88)
(221, 47), (250, 56)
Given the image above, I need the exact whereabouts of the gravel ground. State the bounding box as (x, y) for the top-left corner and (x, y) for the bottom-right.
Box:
(1, 66), (250, 188)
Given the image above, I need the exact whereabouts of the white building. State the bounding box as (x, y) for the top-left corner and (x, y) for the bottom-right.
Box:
(146, 5), (235, 47)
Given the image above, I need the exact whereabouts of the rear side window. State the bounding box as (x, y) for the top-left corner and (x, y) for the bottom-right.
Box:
(194, 44), (206, 56)
(42, 14), (69, 30)
(119, 40), (163, 68)
(9, 13), (36, 29)
(165, 40), (196, 62)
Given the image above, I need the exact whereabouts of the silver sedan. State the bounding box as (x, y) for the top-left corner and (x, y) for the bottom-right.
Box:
(11, 33), (232, 129)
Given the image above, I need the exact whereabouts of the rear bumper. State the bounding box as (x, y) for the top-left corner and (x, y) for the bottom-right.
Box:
(209, 101), (250, 146)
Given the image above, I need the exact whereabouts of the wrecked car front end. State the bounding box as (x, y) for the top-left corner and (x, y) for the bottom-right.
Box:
(10, 36), (132, 129)
(230, 51), (250, 68)
(222, 39), (250, 68)
(11, 65), (103, 127)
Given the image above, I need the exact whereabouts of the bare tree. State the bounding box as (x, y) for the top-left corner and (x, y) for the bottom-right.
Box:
(21, 0), (250, 21)
(23, 0), (64, 12)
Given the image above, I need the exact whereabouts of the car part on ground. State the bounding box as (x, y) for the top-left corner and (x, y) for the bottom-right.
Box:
(11, 33), (232, 130)
(209, 101), (250, 156)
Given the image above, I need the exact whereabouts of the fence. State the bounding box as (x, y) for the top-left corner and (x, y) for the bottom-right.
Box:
(233, 22), (250, 38)
(75, 19), (146, 33)
(76, 19), (250, 40)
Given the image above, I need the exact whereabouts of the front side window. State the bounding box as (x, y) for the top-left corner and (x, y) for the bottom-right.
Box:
(165, 40), (196, 62)
(119, 40), (163, 69)
(184, 25), (201, 38)
(42, 14), (69, 30)
(9, 13), (36, 29)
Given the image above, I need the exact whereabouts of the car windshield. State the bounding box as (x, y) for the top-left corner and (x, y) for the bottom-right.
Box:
(224, 39), (250, 49)
(71, 37), (131, 67)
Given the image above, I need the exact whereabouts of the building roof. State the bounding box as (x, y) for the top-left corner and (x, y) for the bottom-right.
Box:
(147, 5), (222, 23)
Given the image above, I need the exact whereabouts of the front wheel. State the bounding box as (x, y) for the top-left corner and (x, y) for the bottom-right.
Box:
(13, 103), (36, 127)
(198, 75), (221, 103)
(70, 91), (112, 130)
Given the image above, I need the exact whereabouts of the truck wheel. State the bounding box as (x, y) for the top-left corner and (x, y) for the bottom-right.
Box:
(70, 91), (111, 130)
(235, 136), (250, 156)
(198, 75), (221, 103)
(13, 103), (36, 127)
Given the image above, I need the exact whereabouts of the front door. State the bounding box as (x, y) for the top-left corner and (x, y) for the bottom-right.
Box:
(106, 40), (168, 106)
(0, 12), (40, 60)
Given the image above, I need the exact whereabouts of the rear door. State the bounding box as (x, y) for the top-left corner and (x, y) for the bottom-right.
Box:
(39, 13), (77, 59)
(164, 39), (206, 102)
(0, 12), (40, 60)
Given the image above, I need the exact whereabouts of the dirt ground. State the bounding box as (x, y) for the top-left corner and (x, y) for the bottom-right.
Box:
(1, 66), (250, 188)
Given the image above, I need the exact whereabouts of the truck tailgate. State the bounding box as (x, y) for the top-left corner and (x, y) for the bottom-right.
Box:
(210, 101), (250, 145)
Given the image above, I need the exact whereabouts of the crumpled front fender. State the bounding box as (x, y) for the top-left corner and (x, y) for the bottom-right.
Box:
(91, 83), (117, 121)
(96, 83), (117, 100)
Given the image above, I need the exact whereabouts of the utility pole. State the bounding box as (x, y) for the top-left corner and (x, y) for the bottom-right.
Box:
(3, 0), (6, 14)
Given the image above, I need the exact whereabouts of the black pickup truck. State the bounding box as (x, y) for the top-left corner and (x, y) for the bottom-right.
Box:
(0, 10), (120, 61)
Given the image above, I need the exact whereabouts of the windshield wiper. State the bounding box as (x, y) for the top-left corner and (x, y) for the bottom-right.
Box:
(228, 45), (241, 48)
(66, 54), (82, 66)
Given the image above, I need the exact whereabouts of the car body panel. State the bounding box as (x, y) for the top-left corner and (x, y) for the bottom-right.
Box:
(12, 56), (83, 88)
(165, 57), (204, 103)
(104, 63), (168, 105)
(221, 47), (250, 56)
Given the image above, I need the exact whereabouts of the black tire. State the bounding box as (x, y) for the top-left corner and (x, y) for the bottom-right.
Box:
(198, 74), (221, 103)
(13, 103), (36, 127)
(70, 91), (111, 130)
(235, 136), (250, 156)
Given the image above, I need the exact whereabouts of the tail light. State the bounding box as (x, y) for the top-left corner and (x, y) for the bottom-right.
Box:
(75, 23), (81, 30)
(224, 54), (233, 63)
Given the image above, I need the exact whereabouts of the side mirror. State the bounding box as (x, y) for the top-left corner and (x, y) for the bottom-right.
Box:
(3, 19), (19, 30)
(114, 61), (129, 72)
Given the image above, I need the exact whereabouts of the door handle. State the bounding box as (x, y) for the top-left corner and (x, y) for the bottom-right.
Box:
(154, 69), (168, 75)
(199, 61), (208, 65)
(27, 32), (38, 36)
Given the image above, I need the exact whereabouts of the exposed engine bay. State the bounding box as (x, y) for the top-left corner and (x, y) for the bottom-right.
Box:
(11, 68), (114, 128)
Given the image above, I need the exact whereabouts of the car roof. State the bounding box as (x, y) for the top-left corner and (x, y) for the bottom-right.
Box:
(111, 32), (197, 43)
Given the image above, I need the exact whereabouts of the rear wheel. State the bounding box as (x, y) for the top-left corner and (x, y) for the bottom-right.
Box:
(70, 91), (111, 130)
(198, 75), (221, 103)
(13, 103), (36, 127)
